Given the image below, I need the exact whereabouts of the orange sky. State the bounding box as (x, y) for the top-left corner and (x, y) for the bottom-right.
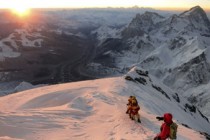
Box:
(0, 0), (210, 11)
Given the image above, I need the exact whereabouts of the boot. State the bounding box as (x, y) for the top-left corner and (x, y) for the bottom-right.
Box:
(131, 116), (134, 120)
(138, 118), (141, 123)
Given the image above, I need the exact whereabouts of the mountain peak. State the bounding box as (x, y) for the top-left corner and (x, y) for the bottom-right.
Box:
(179, 6), (210, 31)
(190, 5), (203, 11)
(138, 11), (164, 20)
(122, 11), (164, 37)
(180, 5), (206, 17)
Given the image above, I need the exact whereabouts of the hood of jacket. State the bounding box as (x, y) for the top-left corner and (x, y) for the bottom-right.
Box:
(163, 113), (173, 124)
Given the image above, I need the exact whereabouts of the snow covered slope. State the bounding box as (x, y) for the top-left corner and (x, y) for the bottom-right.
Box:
(0, 67), (209, 140)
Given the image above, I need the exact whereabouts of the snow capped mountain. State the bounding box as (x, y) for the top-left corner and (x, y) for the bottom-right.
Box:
(90, 6), (210, 120)
(91, 25), (123, 46)
(122, 12), (165, 38)
(180, 6), (210, 32)
(0, 68), (209, 139)
(0, 29), (43, 61)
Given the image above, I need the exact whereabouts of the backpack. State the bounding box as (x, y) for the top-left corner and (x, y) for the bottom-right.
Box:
(131, 99), (137, 106)
(131, 96), (138, 106)
(169, 122), (178, 139)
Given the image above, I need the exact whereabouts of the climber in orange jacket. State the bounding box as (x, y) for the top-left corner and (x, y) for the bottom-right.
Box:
(126, 96), (141, 123)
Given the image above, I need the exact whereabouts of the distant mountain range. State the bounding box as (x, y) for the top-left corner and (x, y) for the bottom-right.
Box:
(0, 7), (177, 86)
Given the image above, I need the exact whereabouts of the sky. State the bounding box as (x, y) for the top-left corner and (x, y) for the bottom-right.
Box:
(0, 0), (210, 10)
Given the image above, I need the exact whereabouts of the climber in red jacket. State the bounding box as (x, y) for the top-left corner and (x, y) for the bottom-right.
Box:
(154, 113), (173, 140)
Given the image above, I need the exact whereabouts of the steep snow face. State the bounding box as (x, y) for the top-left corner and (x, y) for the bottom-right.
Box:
(183, 82), (210, 120)
(0, 68), (209, 140)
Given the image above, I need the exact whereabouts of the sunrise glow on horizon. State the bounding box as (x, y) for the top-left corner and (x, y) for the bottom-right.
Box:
(0, 0), (210, 11)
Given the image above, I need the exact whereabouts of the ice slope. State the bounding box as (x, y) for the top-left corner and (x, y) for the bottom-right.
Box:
(183, 82), (210, 120)
(0, 68), (209, 140)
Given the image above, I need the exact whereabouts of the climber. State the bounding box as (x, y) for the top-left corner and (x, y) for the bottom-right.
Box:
(126, 96), (141, 123)
(154, 113), (178, 140)
(126, 96), (137, 114)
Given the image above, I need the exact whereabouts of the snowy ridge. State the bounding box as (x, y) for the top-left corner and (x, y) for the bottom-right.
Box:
(0, 68), (209, 139)
(183, 82), (210, 121)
